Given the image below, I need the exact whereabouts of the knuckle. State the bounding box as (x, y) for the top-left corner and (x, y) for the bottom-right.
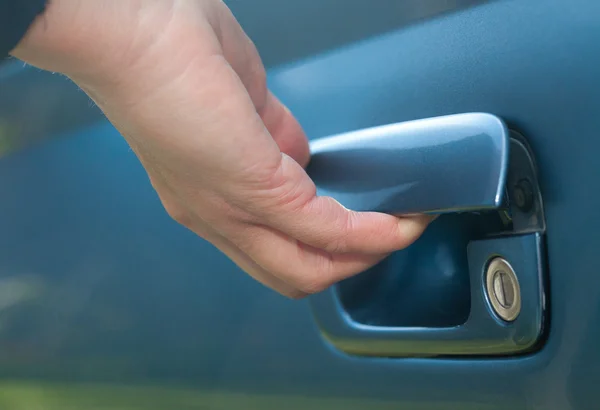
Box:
(248, 160), (313, 218)
(263, 247), (336, 295)
(267, 170), (311, 212)
(163, 201), (193, 227)
(170, 210), (193, 227)
(322, 240), (346, 254)
(285, 289), (309, 300)
(322, 232), (351, 254)
(294, 272), (333, 295)
(265, 259), (330, 295)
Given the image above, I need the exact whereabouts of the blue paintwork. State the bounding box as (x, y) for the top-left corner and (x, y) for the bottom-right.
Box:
(0, 0), (599, 408)
(226, 0), (490, 67)
(308, 112), (509, 214)
(311, 233), (546, 357)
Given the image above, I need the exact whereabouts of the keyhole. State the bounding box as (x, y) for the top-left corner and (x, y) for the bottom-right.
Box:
(492, 270), (515, 308)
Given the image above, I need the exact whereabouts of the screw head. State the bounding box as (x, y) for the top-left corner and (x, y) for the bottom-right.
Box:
(513, 179), (534, 213)
(485, 257), (521, 322)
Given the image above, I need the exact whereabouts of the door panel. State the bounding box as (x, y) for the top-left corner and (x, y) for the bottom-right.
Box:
(226, 0), (487, 67)
(0, 0), (599, 409)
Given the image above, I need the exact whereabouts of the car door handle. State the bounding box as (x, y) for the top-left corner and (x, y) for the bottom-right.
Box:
(306, 113), (547, 357)
(306, 112), (509, 214)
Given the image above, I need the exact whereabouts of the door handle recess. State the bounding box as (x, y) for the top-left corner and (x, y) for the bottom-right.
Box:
(306, 112), (509, 215)
(306, 113), (548, 357)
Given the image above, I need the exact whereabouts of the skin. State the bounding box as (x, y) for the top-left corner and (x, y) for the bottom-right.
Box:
(11, 0), (432, 298)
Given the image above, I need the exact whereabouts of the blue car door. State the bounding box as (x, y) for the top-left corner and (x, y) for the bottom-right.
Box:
(0, 0), (598, 408)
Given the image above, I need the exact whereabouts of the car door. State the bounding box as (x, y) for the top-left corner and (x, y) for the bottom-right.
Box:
(0, 0), (598, 408)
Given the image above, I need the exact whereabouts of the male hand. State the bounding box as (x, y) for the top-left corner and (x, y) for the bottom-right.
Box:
(12, 0), (432, 298)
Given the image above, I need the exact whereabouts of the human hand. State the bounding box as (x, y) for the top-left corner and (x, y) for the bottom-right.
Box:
(12, 0), (433, 298)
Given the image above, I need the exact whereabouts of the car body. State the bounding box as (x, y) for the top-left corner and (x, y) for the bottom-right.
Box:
(0, 0), (599, 408)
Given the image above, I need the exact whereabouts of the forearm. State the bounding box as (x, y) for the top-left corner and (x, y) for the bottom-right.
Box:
(6, 1), (202, 88)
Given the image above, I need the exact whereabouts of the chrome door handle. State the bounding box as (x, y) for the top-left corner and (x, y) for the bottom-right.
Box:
(307, 113), (509, 214)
